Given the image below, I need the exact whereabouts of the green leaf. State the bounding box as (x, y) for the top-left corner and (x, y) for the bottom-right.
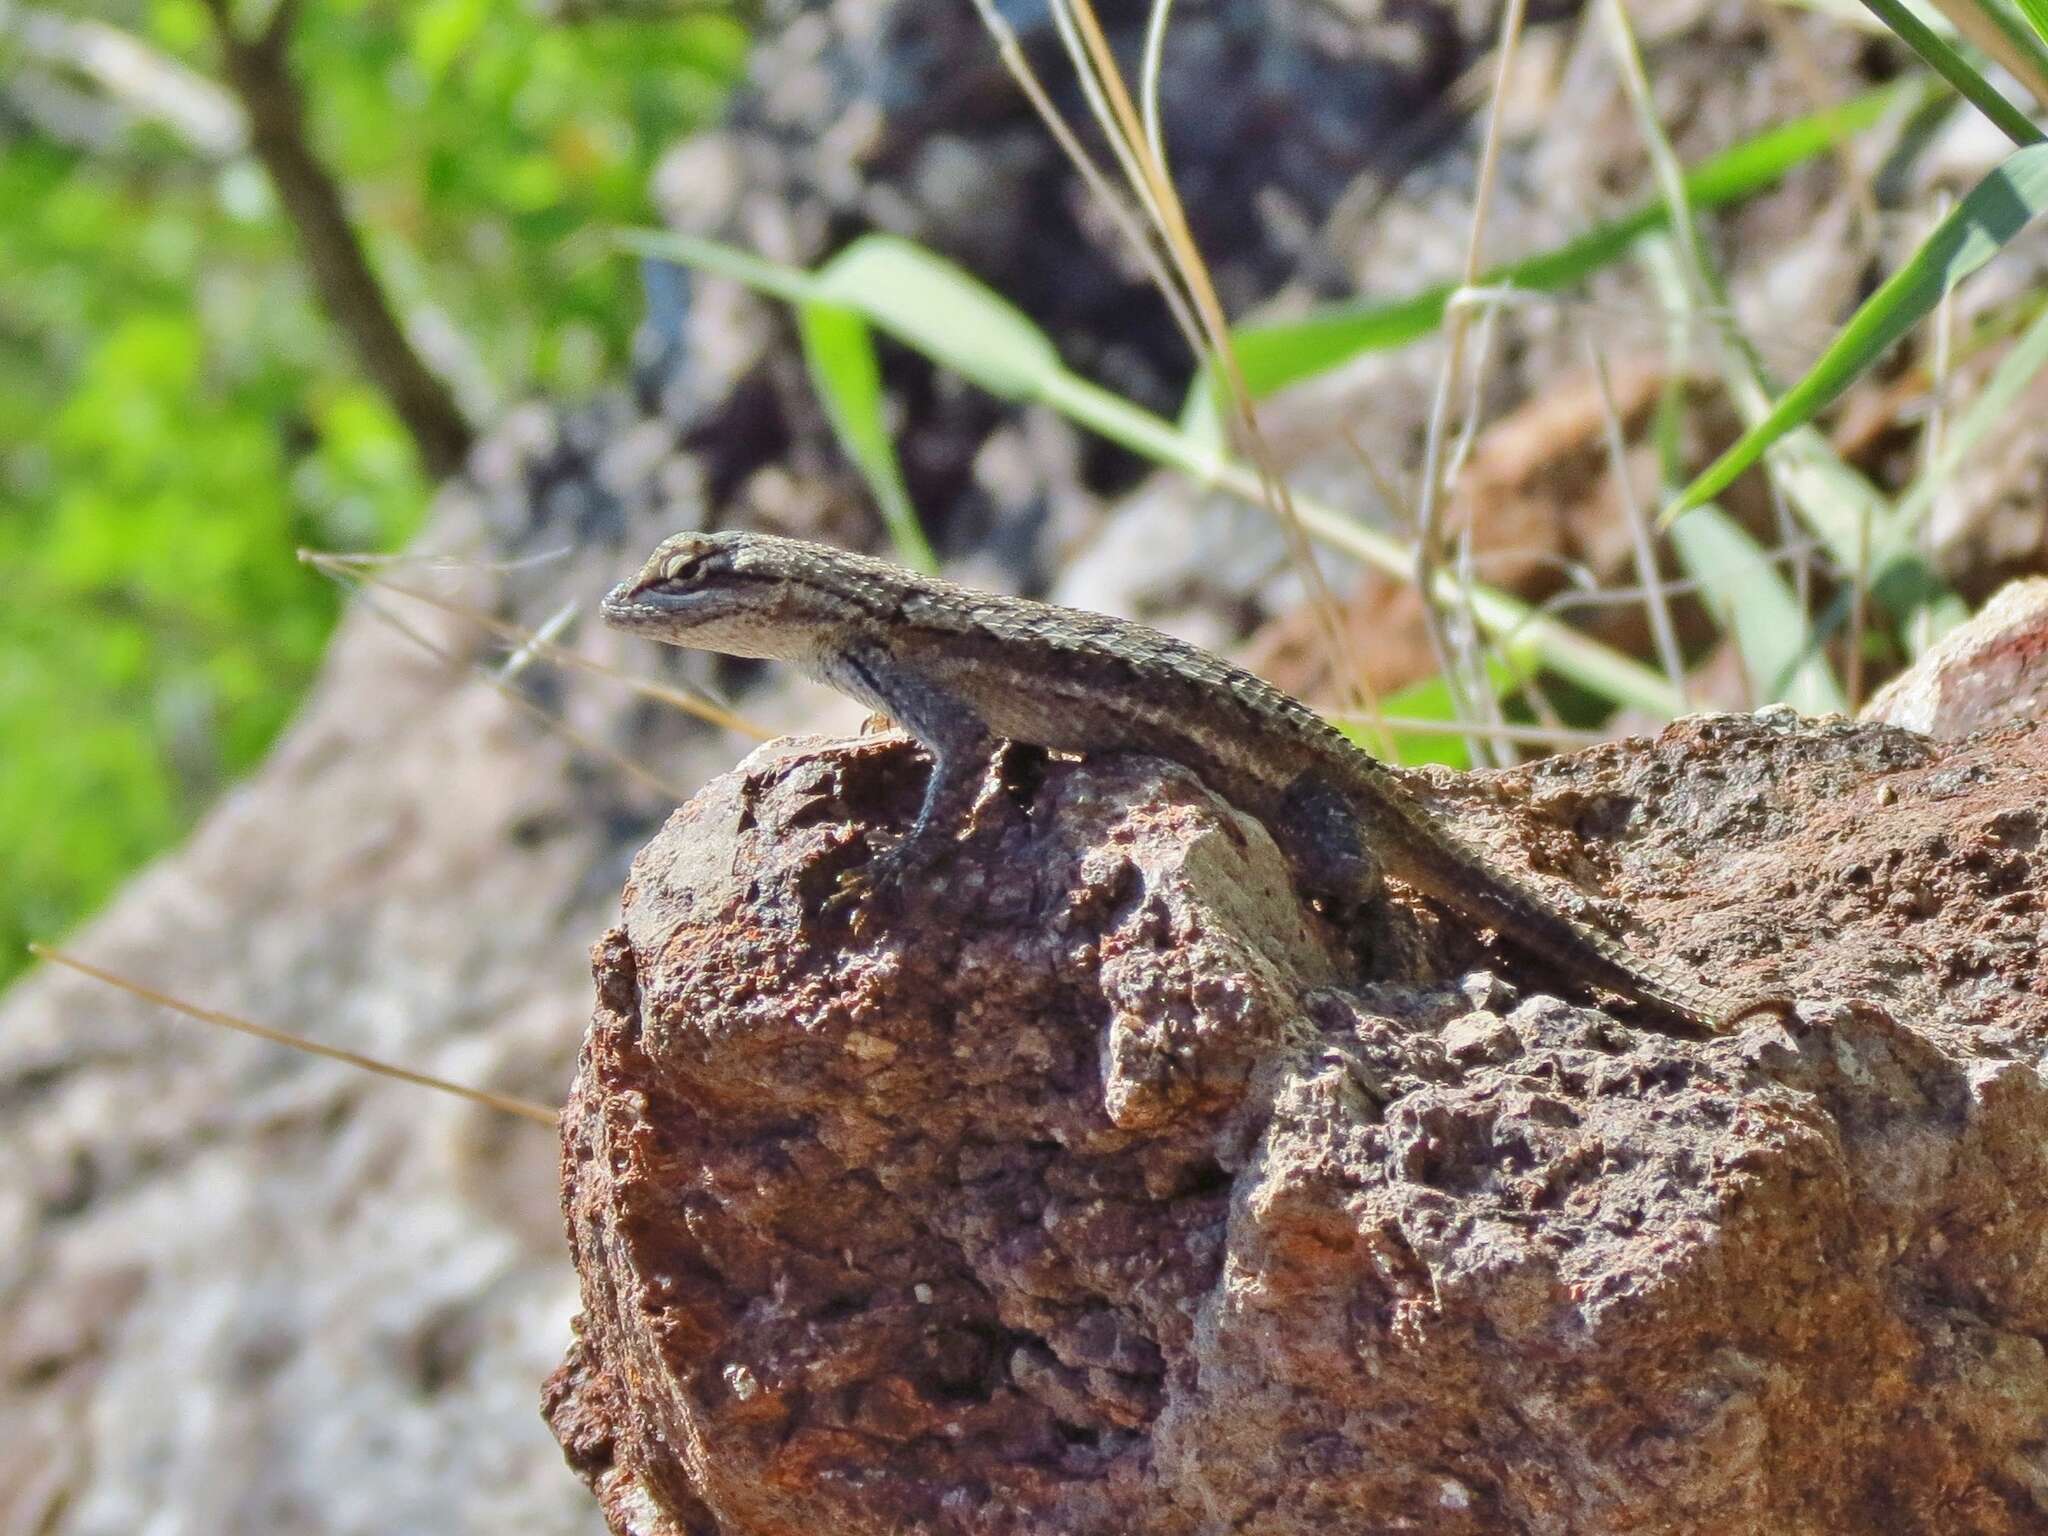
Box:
(1665, 506), (1847, 713)
(624, 230), (1068, 404)
(797, 301), (936, 572)
(1198, 82), (1911, 409)
(618, 228), (824, 308)
(815, 235), (1063, 402)
(1337, 652), (1542, 769)
(1335, 677), (1474, 769)
(1667, 142), (2048, 520)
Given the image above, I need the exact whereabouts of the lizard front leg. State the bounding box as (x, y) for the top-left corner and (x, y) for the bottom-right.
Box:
(1275, 770), (1386, 922)
(818, 640), (999, 907)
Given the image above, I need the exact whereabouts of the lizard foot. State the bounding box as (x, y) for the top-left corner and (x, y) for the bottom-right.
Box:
(816, 836), (941, 934)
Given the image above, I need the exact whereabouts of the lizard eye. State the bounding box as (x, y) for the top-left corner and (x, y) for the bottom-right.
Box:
(661, 552), (701, 582)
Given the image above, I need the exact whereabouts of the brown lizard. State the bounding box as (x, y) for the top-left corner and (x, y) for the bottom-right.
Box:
(603, 530), (1788, 1034)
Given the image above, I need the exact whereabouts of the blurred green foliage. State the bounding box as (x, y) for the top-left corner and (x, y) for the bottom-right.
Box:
(0, 0), (746, 985)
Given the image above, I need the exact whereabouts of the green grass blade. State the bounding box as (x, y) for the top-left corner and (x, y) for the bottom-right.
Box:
(815, 235), (1063, 401)
(1334, 659), (1527, 769)
(1666, 142), (2048, 519)
(1609, 0), (1945, 635)
(797, 302), (936, 572)
(1201, 82), (1910, 408)
(618, 228), (823, 307)
(1040, 370), (1687, 714)
(1665, 506), (1849, 712)
(1859, 0), (2046, 145)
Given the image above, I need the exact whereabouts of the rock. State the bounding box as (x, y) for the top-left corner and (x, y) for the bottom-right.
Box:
(1863, 578), (2048, 739)
(546, 716), (2048, 1533)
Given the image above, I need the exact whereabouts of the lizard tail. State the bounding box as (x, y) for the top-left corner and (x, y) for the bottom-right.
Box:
(1379, 812), (1732, 1033)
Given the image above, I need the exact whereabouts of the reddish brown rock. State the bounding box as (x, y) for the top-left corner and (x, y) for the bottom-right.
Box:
(547, 718), (2048, 1534)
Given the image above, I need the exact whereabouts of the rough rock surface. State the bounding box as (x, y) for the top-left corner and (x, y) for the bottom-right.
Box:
(547, 715), (2048, 1534)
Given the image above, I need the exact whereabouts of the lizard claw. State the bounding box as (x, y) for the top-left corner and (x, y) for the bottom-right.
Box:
(817, 838), (926, 932)
(816, 859), (879, 928)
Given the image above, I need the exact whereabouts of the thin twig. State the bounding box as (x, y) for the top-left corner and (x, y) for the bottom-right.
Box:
(197, 0), (473, 477)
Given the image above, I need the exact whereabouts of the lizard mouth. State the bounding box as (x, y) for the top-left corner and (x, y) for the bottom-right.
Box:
(599, 577), (685, 626)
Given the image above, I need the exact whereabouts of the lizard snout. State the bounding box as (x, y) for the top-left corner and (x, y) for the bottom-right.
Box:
(600, 578), (652, 618)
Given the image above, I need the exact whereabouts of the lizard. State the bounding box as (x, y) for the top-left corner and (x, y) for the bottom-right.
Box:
(602, 529), (1789, 1034)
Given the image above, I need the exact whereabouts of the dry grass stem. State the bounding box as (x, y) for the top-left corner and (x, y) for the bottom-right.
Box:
(962, 0), (1208, 364)
(1590, 342), (1690, 704)
(1913, 206), (1960, 659)
(303, 549), (771, 741)
(1918, 0), (2048, 109)
(336, 579), (694, 802)
(1411, 0), (1534, 759)
(1032, 0), (1376, 713)
(30, 944), (560, 1126)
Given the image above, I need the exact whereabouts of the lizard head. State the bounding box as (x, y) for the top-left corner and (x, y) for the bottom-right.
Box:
(601, 530), (875, 661)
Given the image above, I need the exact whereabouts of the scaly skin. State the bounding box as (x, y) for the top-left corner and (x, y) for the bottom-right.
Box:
(604, 530), (1788, 1034)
